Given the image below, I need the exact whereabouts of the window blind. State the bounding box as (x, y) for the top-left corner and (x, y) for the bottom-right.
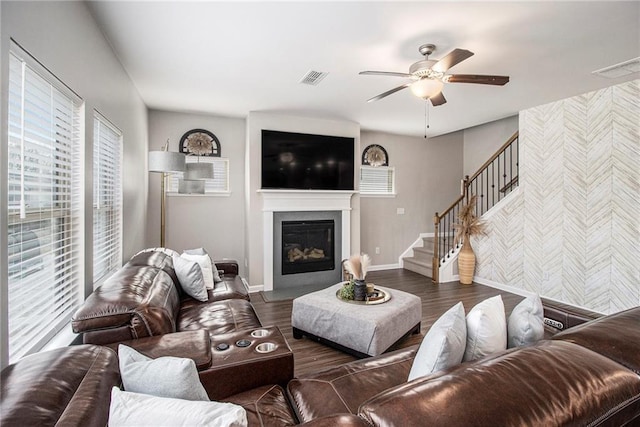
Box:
(167, 157), (229, 193)
(93, 112), (122, 285)
(7, 48), (83, 363)
(359, 166), (395, 195)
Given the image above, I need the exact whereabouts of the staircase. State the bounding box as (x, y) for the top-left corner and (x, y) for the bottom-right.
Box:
(403, 236), (434, 278)
(402, 131), (519, 282)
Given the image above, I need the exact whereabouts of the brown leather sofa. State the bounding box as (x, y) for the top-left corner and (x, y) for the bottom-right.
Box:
(288, 306), (640, 426)
(72, 251), (255, 345)
(0, 343), (365, 427)
(70, 249), (296, 406)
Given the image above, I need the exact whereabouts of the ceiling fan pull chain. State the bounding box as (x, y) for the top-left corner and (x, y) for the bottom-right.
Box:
(424, 99), (430, 139)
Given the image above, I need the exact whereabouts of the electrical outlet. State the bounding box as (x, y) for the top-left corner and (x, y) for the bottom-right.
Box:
(375, 247), (381, 254)
(397, 207), (405, 215)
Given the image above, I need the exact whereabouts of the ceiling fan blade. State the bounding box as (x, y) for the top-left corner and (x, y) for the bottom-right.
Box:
(445, 74), (510, 85)
(431, 49), (474, 73)
(367, 82), (413, 102)
(430, 92), (447, 106)
(360, 71), (414, 78)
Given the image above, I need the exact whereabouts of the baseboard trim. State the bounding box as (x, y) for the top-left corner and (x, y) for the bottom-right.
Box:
(369, 263), (400, 271)
(472, 277), (537, 298)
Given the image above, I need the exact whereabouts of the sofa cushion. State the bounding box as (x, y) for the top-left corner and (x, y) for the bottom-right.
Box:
(109, 387), (247, 427)
(463, 295), (507, 361)
(408, 301), (466, 381)
(359, 340), (640, 427)
(224, 385), (297, 427)
(507, 294), (544, 348)
(72, 253), (181, 344)
(0, 345), (119, 427)
(287, 346), (417, 423)
(178, 299), (261, 335)
(118, 345), (209, 401)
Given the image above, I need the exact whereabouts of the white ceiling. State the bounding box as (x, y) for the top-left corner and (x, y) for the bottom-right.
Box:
(87, 1), (639, 137)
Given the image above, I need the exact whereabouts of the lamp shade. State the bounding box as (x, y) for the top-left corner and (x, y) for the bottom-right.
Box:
(185, 162), (214, 180)
(410, 78), (444, 99)
(178, 179), (205, 194)
(149, 151), (186, 173)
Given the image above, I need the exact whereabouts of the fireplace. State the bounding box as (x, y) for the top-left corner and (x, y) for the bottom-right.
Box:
(272, 210), (342, 290)
(282, 220), (334, 275)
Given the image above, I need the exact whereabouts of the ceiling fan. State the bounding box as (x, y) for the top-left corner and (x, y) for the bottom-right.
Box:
(360, 44), (509, 106)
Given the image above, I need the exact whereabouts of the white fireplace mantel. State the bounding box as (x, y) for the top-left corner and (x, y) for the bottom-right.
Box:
(259, 190), (355, 291)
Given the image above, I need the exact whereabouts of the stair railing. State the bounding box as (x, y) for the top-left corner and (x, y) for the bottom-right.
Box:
(432, 131), (519, 283)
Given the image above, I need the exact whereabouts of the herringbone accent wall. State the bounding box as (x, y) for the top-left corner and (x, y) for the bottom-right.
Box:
(474, 80), (639, 314)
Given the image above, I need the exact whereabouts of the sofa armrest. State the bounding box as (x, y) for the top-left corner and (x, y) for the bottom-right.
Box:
(214, 259), (238, 276)
(542, 297), (601, 333)
(105, 330), (212, 371)
(200, 326), (294, 400)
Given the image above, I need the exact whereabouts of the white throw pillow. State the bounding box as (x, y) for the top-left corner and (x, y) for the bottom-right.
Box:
(118, 345), (209, 401)
(171, 255), (208, 302)
(508, 294), (544, 348)
(184, 248), (223, 283)
(463, 295), (507, 362)
(181, 252), (215, 289)
(109, 387), (247, 427)
(408, 302), (467, 381)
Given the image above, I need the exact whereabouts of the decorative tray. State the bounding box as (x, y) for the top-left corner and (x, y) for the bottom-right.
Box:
(336, 287), (391, 305)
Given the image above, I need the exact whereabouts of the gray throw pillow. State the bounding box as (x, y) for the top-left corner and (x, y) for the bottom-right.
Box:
(172, 255), (208, 302)
(184, 247), (222, 283)
(507, 294), (544, 348)
(118, 345), (209, 401)
(408, 301), (466, 381)
(463, 295), (507, 362)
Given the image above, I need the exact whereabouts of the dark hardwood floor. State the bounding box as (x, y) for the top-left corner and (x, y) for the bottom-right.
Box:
(251, 268), (525, 377)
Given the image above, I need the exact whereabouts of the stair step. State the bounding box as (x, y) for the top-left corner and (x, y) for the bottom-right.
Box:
(403, 257), (433, 279)
(413, 246), (434, 257)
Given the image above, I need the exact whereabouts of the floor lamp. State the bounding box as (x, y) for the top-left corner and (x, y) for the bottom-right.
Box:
(148, 144), (185, 247)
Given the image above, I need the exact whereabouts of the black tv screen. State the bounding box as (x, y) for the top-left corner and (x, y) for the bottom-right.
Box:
(261, 130), (354, 190)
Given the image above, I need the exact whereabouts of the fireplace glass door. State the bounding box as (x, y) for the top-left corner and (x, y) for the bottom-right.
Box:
(282, 220), (335, 275)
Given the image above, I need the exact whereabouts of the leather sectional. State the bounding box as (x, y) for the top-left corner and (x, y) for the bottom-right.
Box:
(2, 249), (639, 426)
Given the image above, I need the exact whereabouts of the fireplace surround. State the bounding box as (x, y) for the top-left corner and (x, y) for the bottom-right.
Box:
(260, 190), (354, 291)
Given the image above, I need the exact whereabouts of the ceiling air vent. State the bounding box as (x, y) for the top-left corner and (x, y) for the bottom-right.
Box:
(300, 70), (328, 86)
(593, 57), (640, 79)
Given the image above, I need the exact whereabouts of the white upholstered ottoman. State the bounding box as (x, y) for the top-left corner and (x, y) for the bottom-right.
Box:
(291, 283), (421, 357)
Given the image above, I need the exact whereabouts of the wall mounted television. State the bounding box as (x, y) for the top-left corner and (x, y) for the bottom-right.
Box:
(261, 130), (355, 190)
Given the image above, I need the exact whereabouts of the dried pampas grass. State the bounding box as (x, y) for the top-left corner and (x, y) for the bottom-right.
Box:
(344, 253), (371, 280)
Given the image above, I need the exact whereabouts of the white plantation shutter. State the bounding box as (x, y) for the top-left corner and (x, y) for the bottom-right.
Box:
(93, 112), (122, 285)
(167, 157), (229, 193)
(7, 47), (83, 363)
(359, 166), (395, 195)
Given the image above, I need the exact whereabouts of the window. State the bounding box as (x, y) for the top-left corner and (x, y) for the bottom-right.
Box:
(359, 166), (395, 196)
(7, 46), (83, 362)
(167, 157), (229, 194)
(93, 112), (122, 286)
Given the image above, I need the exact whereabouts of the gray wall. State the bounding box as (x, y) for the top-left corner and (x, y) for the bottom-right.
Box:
(359, 131), (464, 266)
(147, 110), (246, 272)
(463, 115), (519, 177)
(0, 1), (148, 368)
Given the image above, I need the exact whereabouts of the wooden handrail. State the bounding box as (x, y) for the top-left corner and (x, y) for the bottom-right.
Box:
(467, 131), (519, 184)
(435, 194), (465, 222)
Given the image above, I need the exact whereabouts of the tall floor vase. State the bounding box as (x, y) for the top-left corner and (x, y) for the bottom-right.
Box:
(458, 238), (476, 285)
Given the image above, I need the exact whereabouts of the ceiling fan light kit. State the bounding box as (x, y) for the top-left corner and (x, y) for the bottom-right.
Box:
(410, 78), (444, 99)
